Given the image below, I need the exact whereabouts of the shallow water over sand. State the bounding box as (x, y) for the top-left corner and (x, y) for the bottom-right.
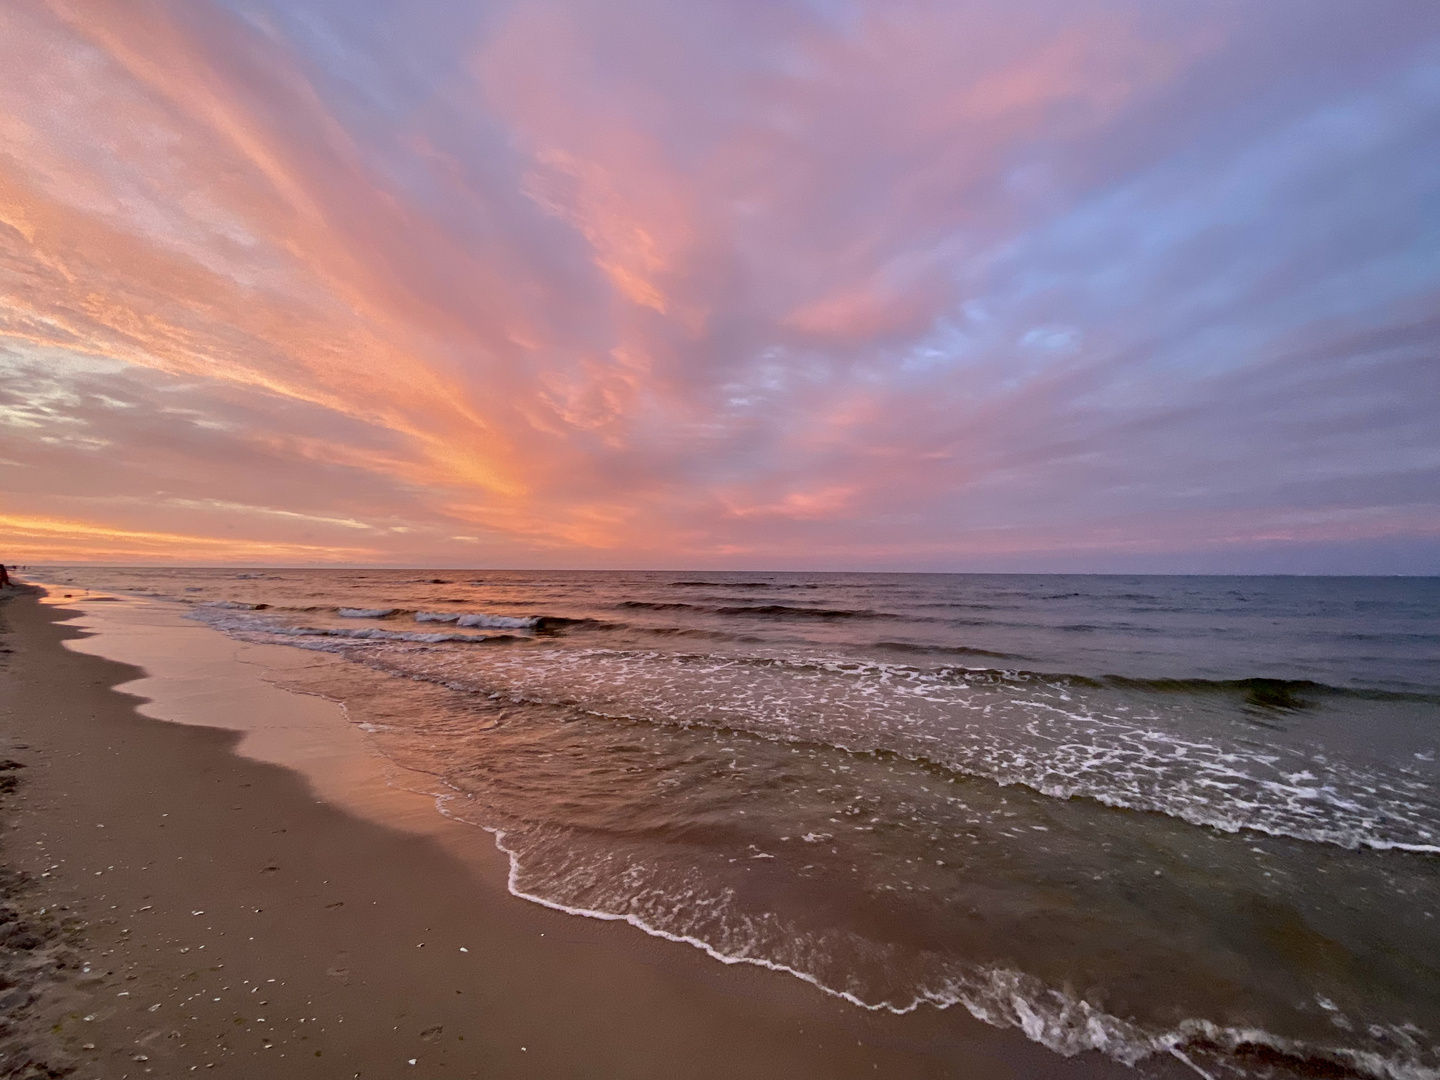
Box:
(42, 568), (1440, 1079)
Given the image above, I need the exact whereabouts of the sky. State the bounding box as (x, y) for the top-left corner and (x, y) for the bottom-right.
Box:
(1, 0), (1438, 572)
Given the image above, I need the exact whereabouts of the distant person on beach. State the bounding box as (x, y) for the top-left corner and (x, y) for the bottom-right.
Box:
(0, 564), (11, 588)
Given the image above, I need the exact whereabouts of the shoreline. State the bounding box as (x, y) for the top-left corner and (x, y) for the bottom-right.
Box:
(0, 588), (1145, 1078)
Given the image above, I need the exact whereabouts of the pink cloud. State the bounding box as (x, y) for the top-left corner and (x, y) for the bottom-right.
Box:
(0, 0), (1436, 571)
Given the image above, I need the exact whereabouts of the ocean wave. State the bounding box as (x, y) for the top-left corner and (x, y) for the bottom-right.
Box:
(310, 626), (515, 644)
(714, 604), (892, 619)
(209, 619), (516, 645)
(617, 601), (886, 620)
(874, 640), (1025, 660)
(369, 647), (1440, 854)
(667, 580), (775, 588)
(191, 601), (1440, 854)
(474, 822), (1437, 1080)
(415, 611), (540, 629)
(338, 607), (401, 618)
(733, 653), (1435, 707)
(458, 613), (539, 630)
(638, 626), (767, 643)
(618, 600), (892, 620)
(666, 580), (820, 589)
(1102, 675), (1440, 707)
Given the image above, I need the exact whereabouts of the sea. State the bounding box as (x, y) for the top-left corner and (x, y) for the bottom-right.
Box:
(38, 568), (1440, 1079)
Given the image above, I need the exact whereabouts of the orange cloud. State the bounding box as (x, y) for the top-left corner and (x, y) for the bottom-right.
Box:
(2, 7), (540, 512)
(0, 512), (376, 563)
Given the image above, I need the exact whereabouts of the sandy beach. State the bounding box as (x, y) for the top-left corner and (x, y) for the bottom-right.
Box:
(0, 587), (1145, 1079)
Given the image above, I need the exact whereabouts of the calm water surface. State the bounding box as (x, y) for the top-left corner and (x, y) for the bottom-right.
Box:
(44, 569), (1440, 1079)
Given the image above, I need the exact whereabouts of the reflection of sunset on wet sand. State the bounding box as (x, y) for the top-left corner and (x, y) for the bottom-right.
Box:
(3, 1), (1438, 571)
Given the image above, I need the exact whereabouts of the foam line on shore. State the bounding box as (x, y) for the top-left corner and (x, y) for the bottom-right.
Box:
(461, 821), (1436, 1080)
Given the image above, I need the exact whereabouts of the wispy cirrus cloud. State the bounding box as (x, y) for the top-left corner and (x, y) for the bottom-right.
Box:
(1, 0), (1437, 570)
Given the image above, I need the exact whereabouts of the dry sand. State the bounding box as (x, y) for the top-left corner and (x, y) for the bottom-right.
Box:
(0, 588), (1140, 1079)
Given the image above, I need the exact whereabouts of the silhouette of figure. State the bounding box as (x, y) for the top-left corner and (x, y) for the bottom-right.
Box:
(0, 564), (10, 588)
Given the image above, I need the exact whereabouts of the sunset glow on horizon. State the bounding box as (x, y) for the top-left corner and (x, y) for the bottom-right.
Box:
(2, 0), (1438, 572)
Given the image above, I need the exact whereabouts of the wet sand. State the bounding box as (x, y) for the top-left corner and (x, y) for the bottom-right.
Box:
(0, 589), (1152, 1079)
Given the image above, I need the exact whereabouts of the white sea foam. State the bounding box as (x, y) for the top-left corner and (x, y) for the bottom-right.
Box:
(465, 820), (1438, 1080)
(414, 611), (538, 628)
(338, 643), (1440, 856)
(200, 616), (500, 645)
(337, 607), (398, 618)
(327, 627), (499, 643)
(456, 612), (537, 629)
(202, 605), (1440, 855)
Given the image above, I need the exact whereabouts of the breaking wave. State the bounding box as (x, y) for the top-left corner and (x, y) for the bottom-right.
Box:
(466, 815), (1440, 1080)
(619, 600), (893, 620)
(415, 611), (540, 629)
